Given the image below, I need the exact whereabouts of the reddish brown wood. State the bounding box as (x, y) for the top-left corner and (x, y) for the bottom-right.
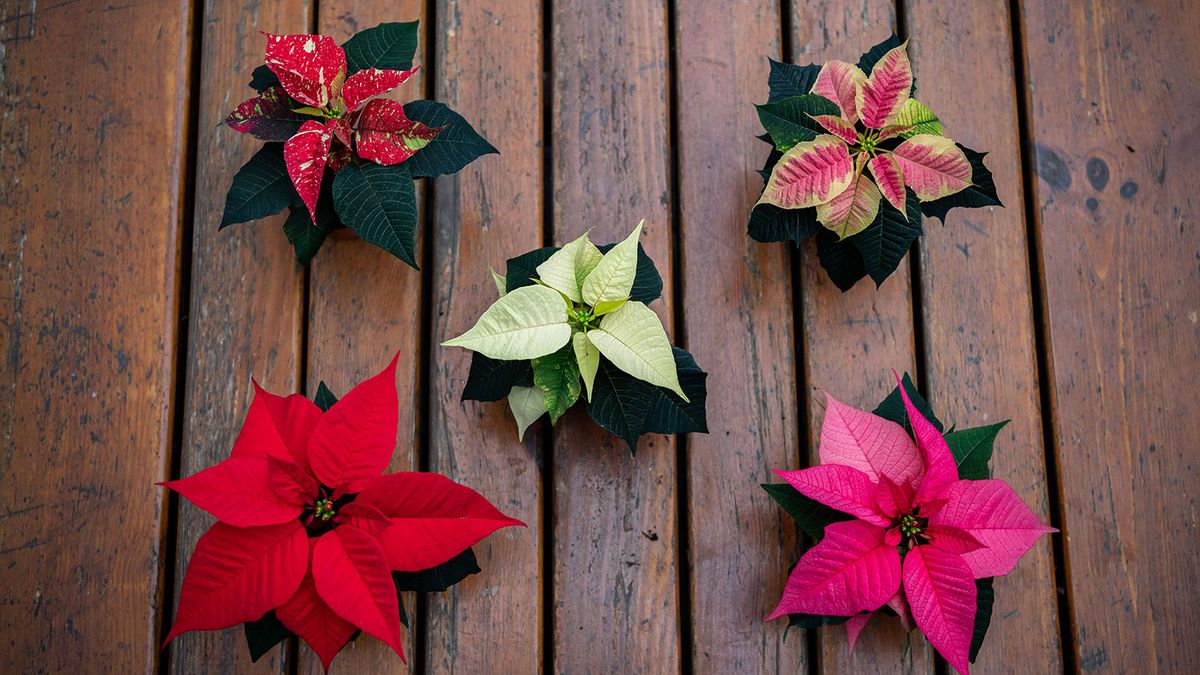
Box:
(166, 1), (310, 674)
(673, 2), (807, 672)
(787, 3), (934, 672)
(424, 0), (545, 672)
(0, 1), (191, 672)
(300, 2), (427, 672)
(904, 1), (1063, 671)
(1019, 0), (1200, 671)
(550, 0), (680, 671)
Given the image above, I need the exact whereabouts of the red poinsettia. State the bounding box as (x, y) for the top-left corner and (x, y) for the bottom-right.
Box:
(162, 355), (523, 670)
(767, 374), (1054, 674)
(224, 33), (440, 220)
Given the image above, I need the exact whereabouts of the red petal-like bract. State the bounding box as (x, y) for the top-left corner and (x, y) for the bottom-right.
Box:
(903, 545), (976, 675)
(355, 472), (526, 571)
(757, 135), (854, 209)
(276, 542), (357, 673)
(166, 521), (308, 644)
(776, 465), (890, 526)
(161, 455), (304, 527)
(307, 354), (399, 493)
(818, 392), (925, 488)
(224, 86), (305, 142)
(857, 43), (913, 128)
(234, 382), (323, 471)
(267, 455), (318, 507)
(313, 527), (406, 661)
(767, 520), (901, 619)
(895, 372), (958, 503)
(815, 173), (882, 239)
(929, 479), (1056, 578)
(342, 67), (419, 112)
(327, 117), (353, 149)
(868, 153), (907, 215)
(263, 33), (347, 108)
(924, 525), (985, 555)
(354, 99), (441, 166)
(812, 59), (866, 124)
(891, 135), (972, 202)
(811, 113), (858, 144)
(845, 613), (871, 652)
(285, 120), (334, 220)
(337, 502), (392, 536)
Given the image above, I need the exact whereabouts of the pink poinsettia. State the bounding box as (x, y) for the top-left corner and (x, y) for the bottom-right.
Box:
(767, 374), (1054, 674)
(225, 33), (440, 219)
(162, 355), (524, 670)
(758, 42), (973, 238)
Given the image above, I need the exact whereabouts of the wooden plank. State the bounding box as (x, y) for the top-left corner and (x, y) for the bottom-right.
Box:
(903, 1), (1062, 671)
(673, 2), (806, 673)
(550, 0), (680, 670)
(424, 0), (544, 672)
(786, 3), (934, 673)
(299, 2), (427, 673)
(0, 1), (191, 672)
(167, 2), (310, 673)
(1018, 1), (1200, 671)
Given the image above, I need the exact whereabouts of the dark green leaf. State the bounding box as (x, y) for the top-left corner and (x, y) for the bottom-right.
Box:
(392, 548), (482, 592)
(283, 207), (331, 265)
(969, 577), (995, 663)
(249, 65), (279, 92)
(221, 144), (296, 228)
(398, 592), (409, 628)
(342, 21), (420, 74)
(761, 483), (854, 540)
(872, 372), (944, 433)
(748, 203), (820, 245)
(756, 94), (841, 151)
(332, 161), (419, 268)
(461, 353), (533, 402)
(532, 345), (582, 423)
(816, 229), (868, 291)
(785, 612), (853, 636)
(857, 34), (904, 72)
(945, 421), (1009, 480)
(597, 242), (663, 303)
(244, 610), (293, 662)
(767, 58), (821, 103)
(401, 100), (498, 178)
(850, 188), (923, 287)
(313, 381), (339, 412)
(504, 247), (558, 291)
(586, 347), (708, 453)
(919, 146), (1003, 223)
(757, 146), (783, 181)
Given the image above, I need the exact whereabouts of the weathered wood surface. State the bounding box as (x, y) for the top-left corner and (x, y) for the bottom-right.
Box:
(1019, 0), (1200, 672)
(3, 0), (1200, 673)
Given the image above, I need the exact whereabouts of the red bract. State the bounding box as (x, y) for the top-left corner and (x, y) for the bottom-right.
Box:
(223, 33), (440, 219)
(163, 355), (524, 671)
(767, 373), (1054, 675)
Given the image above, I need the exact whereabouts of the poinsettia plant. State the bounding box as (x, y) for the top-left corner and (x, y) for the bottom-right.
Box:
(762, 373), (1053, 673)
(750, 35), (1001, 290)
(442, 223), (708, 452)
(221, 22), (497, 267)
(162, 355), (524, 671)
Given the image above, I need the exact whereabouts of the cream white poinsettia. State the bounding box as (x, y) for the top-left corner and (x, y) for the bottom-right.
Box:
(443, 222), (687, 439)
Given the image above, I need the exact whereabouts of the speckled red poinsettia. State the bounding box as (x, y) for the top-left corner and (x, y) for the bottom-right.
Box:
(162, 355), (523, 670)
(224, 33), (439, 219)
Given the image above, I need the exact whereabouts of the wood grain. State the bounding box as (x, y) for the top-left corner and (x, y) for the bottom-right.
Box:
(550, 0), (680, 671)
(0, 0), (191, 672)
(1019, 0), (1200, 671)
(673, 1), (806, 672)
(786, 2), (934, 672)
(424, 0), (544, 673)
(300, 2), (426, 672)
(903, 1), (1062, 671)
(166, 1), (310, 673)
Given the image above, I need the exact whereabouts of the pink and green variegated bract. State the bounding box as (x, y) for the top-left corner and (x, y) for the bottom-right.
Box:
(767, 373), (1054, 675)
(224, 33), (440, 219)
(758, 42), (973, 239)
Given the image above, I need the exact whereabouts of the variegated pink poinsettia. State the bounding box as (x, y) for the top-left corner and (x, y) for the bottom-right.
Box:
(225, 33), (440, 219)
(767, 374), (1054, 675)
(758, 42), (974, 239)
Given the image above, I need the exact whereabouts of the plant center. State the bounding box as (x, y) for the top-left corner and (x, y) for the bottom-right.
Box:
(899, 512), (926, 538)
(313, 498), (336, 520)
(857, 131), (879, 155)
(570, 306), (597, 331)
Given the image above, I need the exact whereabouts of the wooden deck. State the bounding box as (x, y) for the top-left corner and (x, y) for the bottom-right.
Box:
(2, 0), (1197, 672)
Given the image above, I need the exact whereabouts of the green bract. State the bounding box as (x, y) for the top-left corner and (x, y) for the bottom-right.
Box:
(448, 224), (709, 452)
